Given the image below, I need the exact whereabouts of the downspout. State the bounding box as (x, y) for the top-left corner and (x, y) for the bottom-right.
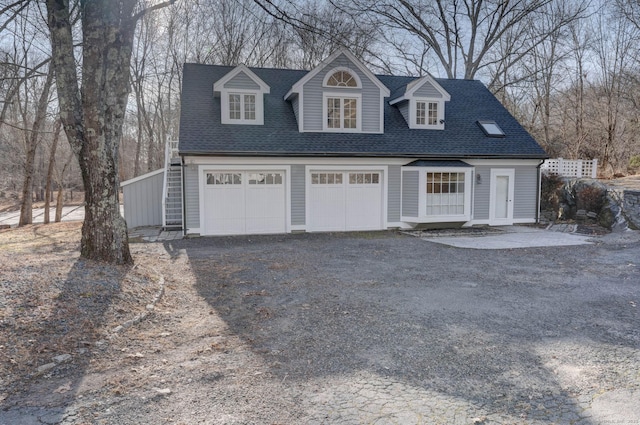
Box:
(181, 155), (186, 236)
(536, 160), (545, 224)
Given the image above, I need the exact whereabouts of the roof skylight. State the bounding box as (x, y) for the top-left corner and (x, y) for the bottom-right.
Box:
(477, 120), (505, 137)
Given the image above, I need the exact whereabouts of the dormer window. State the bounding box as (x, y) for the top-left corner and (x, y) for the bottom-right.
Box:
(322, 67), (362, 132)
(229, 93), (256, 122)
(213, 64), (270, 126)
(412, 98), (444, 129)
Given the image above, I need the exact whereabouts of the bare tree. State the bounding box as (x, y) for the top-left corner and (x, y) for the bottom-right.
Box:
(46, 0), (175, 264)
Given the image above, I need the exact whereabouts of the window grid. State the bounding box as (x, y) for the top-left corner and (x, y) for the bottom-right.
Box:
(207, 173), (242, 185)
(229, 94), (241, 120)
(416, 101), (426, 125)
(311, 173), (343, 185)
(327, 98), (341, 128)
(326, 97), (358, 130)
(327, 70), (357, 87)
(248, 173), (283, 185)
(426, 172), (465, 215)
(244, 94), (256, 120)
(349, 172), (380, 184)
(428, 102), (438, 126)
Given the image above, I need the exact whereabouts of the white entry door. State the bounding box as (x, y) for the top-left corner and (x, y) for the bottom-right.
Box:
(203, 171), (286, 235)
(489, 169), (515, 225)
(308, 171), (383, 232)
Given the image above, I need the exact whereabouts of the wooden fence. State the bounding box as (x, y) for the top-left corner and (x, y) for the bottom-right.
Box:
(541, 158), (598, 178)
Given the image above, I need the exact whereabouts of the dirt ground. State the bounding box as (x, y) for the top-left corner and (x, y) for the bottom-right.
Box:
(1, 223), (639, 424)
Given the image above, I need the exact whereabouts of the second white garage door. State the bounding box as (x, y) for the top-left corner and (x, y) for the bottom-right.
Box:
(203, 171), (286, 235)
(308, 171), (383, 232)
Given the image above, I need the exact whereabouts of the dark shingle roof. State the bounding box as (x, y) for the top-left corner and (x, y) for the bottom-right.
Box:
(178, 63), (547, 159)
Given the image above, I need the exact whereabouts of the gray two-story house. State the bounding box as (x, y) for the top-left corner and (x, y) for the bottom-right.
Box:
(122, 49), (548, 236)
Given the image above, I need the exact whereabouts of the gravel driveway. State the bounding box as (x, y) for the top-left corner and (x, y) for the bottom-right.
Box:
(3, 230), (640, 424)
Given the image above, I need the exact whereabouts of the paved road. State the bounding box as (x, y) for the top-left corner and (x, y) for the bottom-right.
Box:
(0, 205), (126, 227)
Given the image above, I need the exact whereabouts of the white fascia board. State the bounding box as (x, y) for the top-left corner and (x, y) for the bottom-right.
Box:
(464, 159), (542, 166)
(388, 96), (407, 106)
(183, 156), (411, 166)
(213, 64), (270, 93)
(121, 168), (165, 186)
(287, 49), (390, 99)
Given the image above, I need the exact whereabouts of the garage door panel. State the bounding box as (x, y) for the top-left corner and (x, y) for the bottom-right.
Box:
(246, 184), (286, 234)
(346, 185), (382, 230)
(203, 171), (286, 235)
(308, 185), (345, 231)
(309, 171), (383, 232)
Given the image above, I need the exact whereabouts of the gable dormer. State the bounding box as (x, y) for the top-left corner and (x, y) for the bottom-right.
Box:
(389, 75), (451, 130)
(285, 50), (390, 133)
(213, 64), (270, 125)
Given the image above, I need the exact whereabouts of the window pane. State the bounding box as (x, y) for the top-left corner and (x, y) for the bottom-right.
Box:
(233, 173), (241, 184)
(244, 94), (256, 120)
(344, 98), (357, 128)
(275, 173), (283, 184)
(266, 173), (274, 184)
(327, 98), (341, 128)
(372, 173), (379, 184)
(229, 94), (241, 120)
(320, 174), (327, 184)
(336, 173), (343, 184)
(416, 101), (426, 125)
(312, 173), (319, 184)
(428, 102), (438, 125)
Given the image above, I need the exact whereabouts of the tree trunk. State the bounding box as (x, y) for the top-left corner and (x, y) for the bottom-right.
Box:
(47, 0), (133, 264)
(44, 120), (62, 224)
(19, 65), (54, 226)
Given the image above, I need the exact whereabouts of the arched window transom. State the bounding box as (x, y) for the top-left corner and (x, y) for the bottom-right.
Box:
(325, 70), (360, 87)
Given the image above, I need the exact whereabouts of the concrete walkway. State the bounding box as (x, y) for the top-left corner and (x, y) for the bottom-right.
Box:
(419, 225), (596, 249)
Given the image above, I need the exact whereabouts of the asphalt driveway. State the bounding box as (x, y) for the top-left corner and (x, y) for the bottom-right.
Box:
(157, 230), (640, 424)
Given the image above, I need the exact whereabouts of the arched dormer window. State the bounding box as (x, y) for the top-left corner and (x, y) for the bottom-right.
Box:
(323, 68), (361, 88)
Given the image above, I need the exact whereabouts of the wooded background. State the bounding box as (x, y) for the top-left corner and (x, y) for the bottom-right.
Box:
(3, 0), (640, 220)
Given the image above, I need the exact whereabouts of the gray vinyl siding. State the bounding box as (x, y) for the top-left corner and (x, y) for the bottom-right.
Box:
(184, 164), (200, 231)
(414, 81), (443, 98)
(223, 71), (260, 89)
(402, 170), (419, 217)
(302, 53), (382, 133)
(473, 165), (491, 220)
(122, 170), (163, 228)
(388, 165), (401, 222)
(291, 164), (305, 225)
(472, 165), (539, 220)
(291, 95), (299, 125)
(514, 166), (538, 219)
(397, 101), (410, 126)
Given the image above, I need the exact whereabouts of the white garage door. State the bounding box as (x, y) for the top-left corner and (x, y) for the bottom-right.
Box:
(308, 171), (383, 232)
(203, 171), (286, 235)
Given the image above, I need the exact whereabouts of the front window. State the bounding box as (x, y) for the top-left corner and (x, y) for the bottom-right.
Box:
(228, 93), (256, 122)
(326, 97), (358, 130)
(426, 172), (465, 215)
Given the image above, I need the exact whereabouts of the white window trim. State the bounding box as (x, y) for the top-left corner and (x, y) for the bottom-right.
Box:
(322, 66), (362, 88)
(401, 167), (472, 223)
(322, 92), (362, 132)
(410, 98), (445, 130)
(220, 88), (264, 125)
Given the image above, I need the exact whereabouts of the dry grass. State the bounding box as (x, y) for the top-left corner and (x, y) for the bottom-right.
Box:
(0, 222), (163, 400)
